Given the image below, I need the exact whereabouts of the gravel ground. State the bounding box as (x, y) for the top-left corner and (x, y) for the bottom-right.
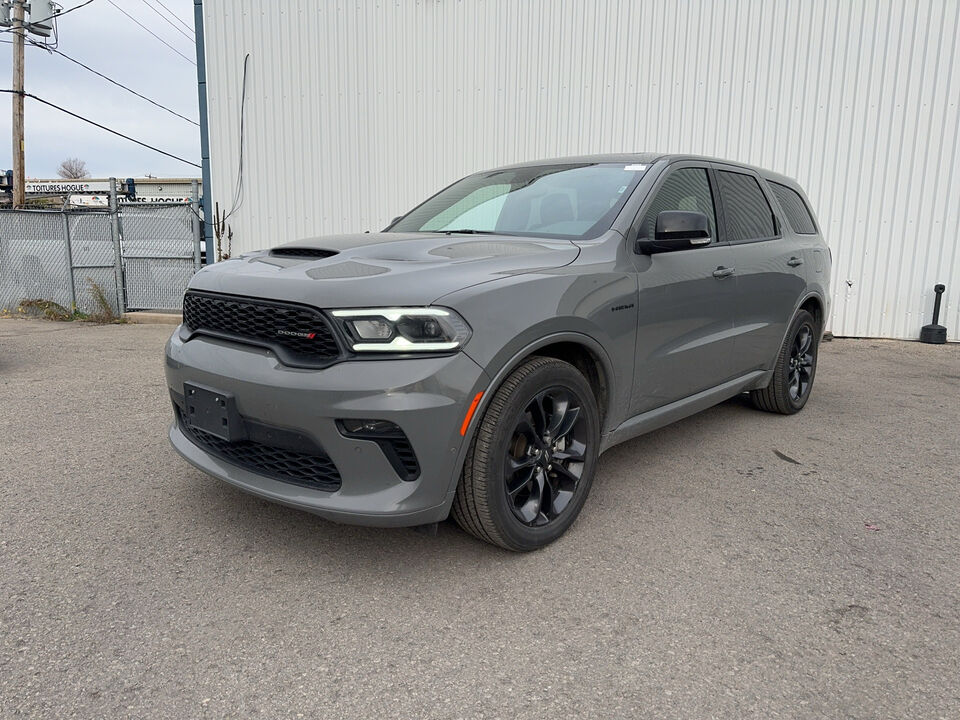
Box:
(1, 318), (958, 719)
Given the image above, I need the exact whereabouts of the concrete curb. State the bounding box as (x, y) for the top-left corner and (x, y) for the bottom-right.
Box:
(122, 311), (182, 325)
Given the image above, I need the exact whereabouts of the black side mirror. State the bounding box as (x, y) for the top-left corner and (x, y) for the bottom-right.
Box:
(636, 211), (711, 254)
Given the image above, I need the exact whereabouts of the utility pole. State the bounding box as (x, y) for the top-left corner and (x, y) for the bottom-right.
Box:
(11, 0), (25, 208)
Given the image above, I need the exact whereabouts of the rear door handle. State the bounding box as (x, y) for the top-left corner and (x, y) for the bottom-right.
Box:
(712, 266), (735, 279)
(787, 256), (804, 267)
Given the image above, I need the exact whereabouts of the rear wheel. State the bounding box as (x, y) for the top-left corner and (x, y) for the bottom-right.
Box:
(750, 309), (819, 414)
(452, 357), (600, 551)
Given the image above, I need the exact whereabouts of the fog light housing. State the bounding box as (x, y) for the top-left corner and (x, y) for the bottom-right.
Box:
(337, 419), (420, 481)
(338, 418), (401, 436)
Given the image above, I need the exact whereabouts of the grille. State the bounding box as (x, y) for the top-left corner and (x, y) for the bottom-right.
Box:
(178, 410), (341, 492)
(270, 247), (338, 258)
(182, 291), (341, 366)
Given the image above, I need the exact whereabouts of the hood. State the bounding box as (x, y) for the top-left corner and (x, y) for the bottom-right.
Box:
(187, 232), (580, 308)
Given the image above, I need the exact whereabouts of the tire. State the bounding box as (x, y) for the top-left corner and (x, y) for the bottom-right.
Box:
(451, 357), (600, 551)
(750, 309), (820, 414)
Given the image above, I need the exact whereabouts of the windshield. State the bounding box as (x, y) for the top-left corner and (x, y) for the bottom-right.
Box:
(388, 163), (648, 240)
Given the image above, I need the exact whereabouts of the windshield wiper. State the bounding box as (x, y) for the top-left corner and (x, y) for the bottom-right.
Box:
(441, 229), (499, 235)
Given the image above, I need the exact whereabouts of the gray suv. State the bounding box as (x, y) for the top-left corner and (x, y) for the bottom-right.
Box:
(166, 153), (830, 550)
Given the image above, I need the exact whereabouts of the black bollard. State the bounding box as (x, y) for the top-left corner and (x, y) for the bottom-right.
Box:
(919, 284), (947, 344)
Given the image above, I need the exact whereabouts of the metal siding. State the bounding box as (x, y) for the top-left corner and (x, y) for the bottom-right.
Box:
(203, 0), (960, 340)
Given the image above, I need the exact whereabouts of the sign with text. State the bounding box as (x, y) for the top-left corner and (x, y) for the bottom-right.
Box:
(26, 181), (111, 194)
(123, 195), (192, 204)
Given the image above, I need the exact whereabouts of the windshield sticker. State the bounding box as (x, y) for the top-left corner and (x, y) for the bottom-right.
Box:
(617, 185), (628, 193)
(624, 164), (647, 171)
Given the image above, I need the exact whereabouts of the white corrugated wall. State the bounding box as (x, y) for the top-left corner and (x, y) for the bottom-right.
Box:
(202, 0), (960, 340)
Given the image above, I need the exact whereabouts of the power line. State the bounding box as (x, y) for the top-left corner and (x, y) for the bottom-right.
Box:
(31, 42), (199, 126)
(150, 0), (195, 37)
(0, 0), (96, 35)
(0, 89), (201, 168)
(136, 0), (194, 42)
(104, 0), (196, 66)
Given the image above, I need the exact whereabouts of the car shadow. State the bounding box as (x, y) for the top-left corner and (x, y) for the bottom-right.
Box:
(177, 466), (513, 576)
(172, 392), (760, 570)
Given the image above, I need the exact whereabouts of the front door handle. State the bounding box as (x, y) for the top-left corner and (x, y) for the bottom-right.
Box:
(712, 266), (735, 279)
(787, 256), (804, 267)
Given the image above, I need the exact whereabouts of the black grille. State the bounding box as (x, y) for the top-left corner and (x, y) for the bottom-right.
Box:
(178, 410), (341, 492)
(270, 247), (339, 258)
(182, 292), (341, 367)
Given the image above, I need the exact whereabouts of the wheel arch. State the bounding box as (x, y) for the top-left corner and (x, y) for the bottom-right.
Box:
(444, 332), (615, 502)
(527, 341), (610, 423)
(798, 293), (825, 333)
(476, 332), (614, 429)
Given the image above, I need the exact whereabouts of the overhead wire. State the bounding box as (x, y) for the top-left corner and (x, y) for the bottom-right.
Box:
(28, 41), (199, 126)
(0, 89), (201, 168)
(1, 0), (200, 173)
(136, 0), (194, 42)
(104, 0), (196, 66)
(149, 0), (195, 37)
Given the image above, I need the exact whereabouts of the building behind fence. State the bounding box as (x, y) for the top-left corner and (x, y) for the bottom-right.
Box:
(0, 179), (201, 314)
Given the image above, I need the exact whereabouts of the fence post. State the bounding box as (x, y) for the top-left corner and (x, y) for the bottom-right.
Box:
(191, 179), (201, 272)
(62, 211), (77, 310)
(109, 178), (125, 314)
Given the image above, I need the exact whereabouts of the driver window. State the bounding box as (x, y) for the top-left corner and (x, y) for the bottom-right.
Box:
(639, 168), (717, 240)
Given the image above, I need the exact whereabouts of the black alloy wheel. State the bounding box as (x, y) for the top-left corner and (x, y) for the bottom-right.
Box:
(503, 387), (588, 526)
(750, 308), (820, 414)
(452, 356), (600, 551)
(788, 322), (815, 402)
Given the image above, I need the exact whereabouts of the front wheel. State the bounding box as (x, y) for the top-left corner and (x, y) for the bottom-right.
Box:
(451, 357), (600, 551)
(750, 309), (820, 414)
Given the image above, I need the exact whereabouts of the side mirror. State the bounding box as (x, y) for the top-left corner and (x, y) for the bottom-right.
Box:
(636, 211), (711, 254)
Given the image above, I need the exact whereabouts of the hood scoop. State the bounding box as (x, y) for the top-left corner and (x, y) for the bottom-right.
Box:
(270, 247), (339, 259)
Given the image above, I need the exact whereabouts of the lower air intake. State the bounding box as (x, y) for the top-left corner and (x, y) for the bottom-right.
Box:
(178, 410), (342, 492)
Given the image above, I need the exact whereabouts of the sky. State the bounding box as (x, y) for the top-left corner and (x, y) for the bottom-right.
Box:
(0, 0), (201, 179)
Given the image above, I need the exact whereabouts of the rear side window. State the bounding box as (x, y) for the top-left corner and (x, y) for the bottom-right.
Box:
(640, 167), (717, 240)
(769, 181), (817, 234)
(717, 171), (777, 242)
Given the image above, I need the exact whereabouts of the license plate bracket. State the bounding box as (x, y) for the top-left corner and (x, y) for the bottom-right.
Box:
(183, 383), (246, 442)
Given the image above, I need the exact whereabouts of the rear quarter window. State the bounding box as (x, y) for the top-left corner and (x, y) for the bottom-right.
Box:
(716, 171), (777, 242)
(769, 181), (818, 234)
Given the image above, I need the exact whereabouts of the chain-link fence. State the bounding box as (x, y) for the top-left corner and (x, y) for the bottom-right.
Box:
(0, 209), (122, 315)
(120, 203), (200, 310)
(0, 186), (202, 315)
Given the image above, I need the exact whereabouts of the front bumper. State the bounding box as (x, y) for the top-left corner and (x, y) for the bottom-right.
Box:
(165, 329), (489, 526)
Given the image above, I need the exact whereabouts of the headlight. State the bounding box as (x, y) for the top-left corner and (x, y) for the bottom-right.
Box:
(331, 307), (472, 352)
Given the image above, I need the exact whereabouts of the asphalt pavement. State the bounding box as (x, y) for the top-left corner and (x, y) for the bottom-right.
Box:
(1, 318), (958, 718)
